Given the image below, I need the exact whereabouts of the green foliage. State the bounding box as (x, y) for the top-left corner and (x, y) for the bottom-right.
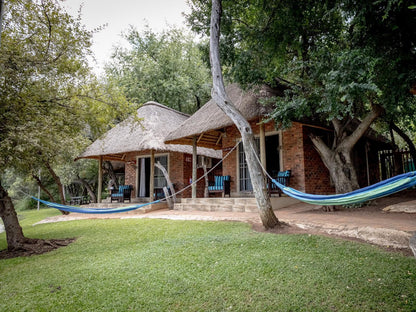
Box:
(0, 0), (135, 200)
(1, 214), (416, 311)
(106, 25), (212, 114)
(187, 0), (416, 129)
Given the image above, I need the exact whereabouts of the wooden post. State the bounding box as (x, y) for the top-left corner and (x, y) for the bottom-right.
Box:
(260, 122), (266, 169)
(192, 136), (197, 198)
(98, 156), (103, 203)
(202, 157), (209, 198)
(149, 150), (155, 202)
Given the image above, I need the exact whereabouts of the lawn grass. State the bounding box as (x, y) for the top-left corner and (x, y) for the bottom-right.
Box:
(1, 208), (416, 311)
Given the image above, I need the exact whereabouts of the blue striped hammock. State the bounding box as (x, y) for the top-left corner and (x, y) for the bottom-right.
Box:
(271, 171), (416, 206)
(32, 172), (416, 213)
(32, 197), (161, 214)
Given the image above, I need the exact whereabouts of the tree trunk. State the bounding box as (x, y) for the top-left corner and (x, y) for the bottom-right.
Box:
(390, 121), (416, 166)
(202, 157), (209, 198)
(0, 181), (73, 254)
(74, 177), (97, 203)
(32, 173), (56, 202)
(44, 161), (69, 215)
(311, 141), (360, 193)
(0, 181), (31, 251)
(0, 0), (4, 48)
(310, 105), (383, 194)
(155, 161), (176, 203)
(103, 161), (118, 190)
(209, 0), (279, 229)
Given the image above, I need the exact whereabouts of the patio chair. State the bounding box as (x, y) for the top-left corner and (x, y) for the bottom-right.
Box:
(269, 170), (291, 197)
(208, 175), (231, 197)
(110, 185), (133, 203)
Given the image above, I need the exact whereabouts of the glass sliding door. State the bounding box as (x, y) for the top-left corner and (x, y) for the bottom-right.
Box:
(137, 154), (168, 199)
(137, 157), (150, 198)
(238, 134), (280, 192)
(238, 139), (260, 192)
(154, 155), (168, 199)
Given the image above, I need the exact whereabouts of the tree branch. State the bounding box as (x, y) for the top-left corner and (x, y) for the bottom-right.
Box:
(341, 105), (384, 150)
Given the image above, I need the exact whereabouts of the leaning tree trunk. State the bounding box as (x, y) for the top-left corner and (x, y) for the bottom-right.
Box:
(103, 161), (118, 190)
(390, 121), (416, 166)
(311, 142), (360, 194)
(74, 177), (97, 203)
(210, 0), (279, 229)
(310, 105), (383, 194)
(0, 181), (73, 253)
(32, 173), (56, 202)
(44, 161), (69, 215)
(0, 181), (33, 251)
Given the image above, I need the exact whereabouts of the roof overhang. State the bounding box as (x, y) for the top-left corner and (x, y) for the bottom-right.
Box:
(165, 129), (225, 150)
(75, 153), (127, 162)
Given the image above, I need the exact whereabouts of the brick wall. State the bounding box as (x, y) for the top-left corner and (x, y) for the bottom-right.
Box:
(281, 122), (306, 191)
(302, 126), (334, 194)
(220, 120), (336, 194)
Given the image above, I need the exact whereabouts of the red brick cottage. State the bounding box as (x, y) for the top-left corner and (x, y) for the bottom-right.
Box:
(77, 102), (221, 202)
(165, 84), (389, 197)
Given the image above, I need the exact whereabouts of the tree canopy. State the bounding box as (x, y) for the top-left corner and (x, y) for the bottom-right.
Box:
(187, 0), (416, 193)
(105, 25), (212, 114)
(0, 0), (132, 174)
(0, 0), (133, 251)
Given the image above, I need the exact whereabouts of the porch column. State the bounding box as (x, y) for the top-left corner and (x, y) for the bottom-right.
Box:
(150, 150), (155, 202)
(98, 156), (103, 203)
(260, 122), (266, 169)
(192, 136), (197, 198)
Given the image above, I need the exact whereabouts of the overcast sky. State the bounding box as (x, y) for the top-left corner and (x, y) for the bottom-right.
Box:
(63, 0), (191, 74)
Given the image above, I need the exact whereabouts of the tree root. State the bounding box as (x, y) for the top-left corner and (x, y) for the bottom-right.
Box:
(1, 238), (76, 259)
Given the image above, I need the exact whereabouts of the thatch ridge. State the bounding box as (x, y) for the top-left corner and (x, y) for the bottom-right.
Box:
(77, 101), (221, 160)
(165, 83), (275, 143)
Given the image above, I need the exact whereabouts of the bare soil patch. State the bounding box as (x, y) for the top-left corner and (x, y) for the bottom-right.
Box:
(0, 238), (76, 260)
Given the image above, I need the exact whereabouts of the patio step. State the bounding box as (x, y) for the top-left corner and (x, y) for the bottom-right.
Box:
(174, 196), (299, 213)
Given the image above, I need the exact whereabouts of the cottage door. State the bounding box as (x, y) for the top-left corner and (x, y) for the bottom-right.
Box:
(238, 134), (280, 192)
(138, 157), (150, 197)
(265, 134), (280, 178)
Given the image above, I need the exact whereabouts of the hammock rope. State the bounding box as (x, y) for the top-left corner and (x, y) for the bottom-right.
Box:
(29, 142), (240, 214)
(250, 144), (416, 205)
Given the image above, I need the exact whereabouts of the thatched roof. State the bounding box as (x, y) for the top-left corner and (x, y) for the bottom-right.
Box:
(77, 102), (221, 161)
(165, 83), (392, 150)
(165, 84), (278, 150)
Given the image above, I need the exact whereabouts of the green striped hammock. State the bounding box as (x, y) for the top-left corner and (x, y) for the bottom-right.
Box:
(271, 171), (416, 206)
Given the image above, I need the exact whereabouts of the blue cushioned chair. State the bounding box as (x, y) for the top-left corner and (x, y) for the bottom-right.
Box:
(208, 175), (231, 197)
(269, 170), (291, 197)
(110, 185), (133, 203)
